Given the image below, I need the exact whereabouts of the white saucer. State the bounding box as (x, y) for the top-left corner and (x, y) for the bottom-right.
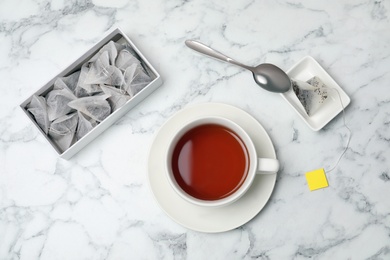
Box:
(147, 103), (277, 233)
(281, 56), (351, 131)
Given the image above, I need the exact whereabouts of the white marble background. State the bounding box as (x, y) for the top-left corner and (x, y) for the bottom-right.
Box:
(1, 0), (390, 259)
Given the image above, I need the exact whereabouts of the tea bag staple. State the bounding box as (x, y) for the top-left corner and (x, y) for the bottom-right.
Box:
(68, 94), (111, 122)
(49, 112), (78, 151)
(27, 95), (50, 134)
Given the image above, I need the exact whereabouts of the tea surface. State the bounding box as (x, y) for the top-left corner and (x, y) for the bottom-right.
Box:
(171, 124), (249, 200)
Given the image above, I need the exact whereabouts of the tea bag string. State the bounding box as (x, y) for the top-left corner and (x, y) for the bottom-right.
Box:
(321, 86), (352, 173)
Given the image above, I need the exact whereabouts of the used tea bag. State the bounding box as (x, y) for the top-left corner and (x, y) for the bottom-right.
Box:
(292, 76), (329, 116)
(101, 85), (131, 111)
(46, 84), (77, 121)
(27, 95), (50, 134)
(123, 64), (152, 97)
(49, 112), (78, 151)
(76, 111), (97, 140)
(68, 94), (111, 122)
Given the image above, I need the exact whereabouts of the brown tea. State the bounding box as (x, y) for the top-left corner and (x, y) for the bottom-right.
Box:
(171, 124), (249, 201)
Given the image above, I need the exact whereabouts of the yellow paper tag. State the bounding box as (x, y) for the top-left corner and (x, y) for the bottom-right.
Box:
(305, 168), (328, 191)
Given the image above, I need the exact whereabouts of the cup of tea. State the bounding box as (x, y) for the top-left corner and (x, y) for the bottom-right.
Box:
(165, 116), (279, 207)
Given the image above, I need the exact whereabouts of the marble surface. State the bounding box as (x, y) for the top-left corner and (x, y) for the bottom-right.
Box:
(1, 0), (390, 259)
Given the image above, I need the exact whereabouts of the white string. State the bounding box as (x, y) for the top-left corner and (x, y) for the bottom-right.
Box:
(323, 87), (352, 173)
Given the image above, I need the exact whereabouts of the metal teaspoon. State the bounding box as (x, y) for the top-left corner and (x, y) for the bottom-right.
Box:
(185, 40), (291, 93)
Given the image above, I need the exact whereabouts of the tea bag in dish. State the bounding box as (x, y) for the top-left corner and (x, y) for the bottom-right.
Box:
(46, 84), (77, 121)
(68, 94), (111, 122)
(76, 111), (97, 140)
(101, 85), (131, 111)
(27, 95), (50, 134)
(123, 64), (152, 97)
(292, 76), (329, 116)
(48, 112), (78, 151)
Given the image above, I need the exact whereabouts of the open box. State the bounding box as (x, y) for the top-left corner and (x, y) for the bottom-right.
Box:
(20, 27), (163, 159)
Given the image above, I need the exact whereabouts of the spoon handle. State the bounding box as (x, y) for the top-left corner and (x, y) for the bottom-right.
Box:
(185, 40), (252, 70)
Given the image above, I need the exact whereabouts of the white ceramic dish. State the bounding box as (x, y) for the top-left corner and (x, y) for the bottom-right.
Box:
(147, 103), (277, 233)
(281, 56), (351, 131)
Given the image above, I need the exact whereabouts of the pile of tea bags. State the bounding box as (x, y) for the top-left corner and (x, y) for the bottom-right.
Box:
(292, 76), (329, 116)
(27, 41), (153, 152)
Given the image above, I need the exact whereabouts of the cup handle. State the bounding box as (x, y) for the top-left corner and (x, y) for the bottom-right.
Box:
(256, 158), (279, 174)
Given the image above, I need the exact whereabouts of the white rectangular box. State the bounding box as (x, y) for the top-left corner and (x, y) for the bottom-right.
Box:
(20, 28), (163, 159)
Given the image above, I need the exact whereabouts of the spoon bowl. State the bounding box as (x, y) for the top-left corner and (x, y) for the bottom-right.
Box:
(251, 63), (291, 93)
(185, 40), (291, 93)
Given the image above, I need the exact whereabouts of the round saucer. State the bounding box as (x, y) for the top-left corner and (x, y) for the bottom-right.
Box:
(147, 103), (277, 233)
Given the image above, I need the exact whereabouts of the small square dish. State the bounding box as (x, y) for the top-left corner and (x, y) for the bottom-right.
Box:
(281, 56), (351, 131)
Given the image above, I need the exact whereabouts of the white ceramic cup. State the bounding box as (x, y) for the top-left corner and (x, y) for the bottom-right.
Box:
(165, 116), (279, 207)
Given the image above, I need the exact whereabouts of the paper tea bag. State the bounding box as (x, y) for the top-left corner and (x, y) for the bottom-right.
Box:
(101, 85), (131, 111)
(48, 112), (78, 151)
(123, 64), (152, 97)
(292, 76), (329, 116)
(27, 95), (50, 134)
(68, 94), (111, 122)
(46, 84), (77, 121)
(76, 111), (97, 140)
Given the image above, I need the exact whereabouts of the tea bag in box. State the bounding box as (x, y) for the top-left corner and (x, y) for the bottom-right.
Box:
(84, 51), (124, 87)
(68, 94), (111, 122)
(115, 49), (141, 72)
(123, 64), (152, 97)
(89, 40), (124, 65)
(101, 85), (131, 111)
(74, 64), (101, 94)
(59, 71), (81, 94)
(49, 112), (78, 151)
(27, 95), (50, 134)
(46, 84), (76, 121)
(76, 111), (97, 140)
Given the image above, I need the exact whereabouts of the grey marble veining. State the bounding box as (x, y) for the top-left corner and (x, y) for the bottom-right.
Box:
(1, 0), (390, 259)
